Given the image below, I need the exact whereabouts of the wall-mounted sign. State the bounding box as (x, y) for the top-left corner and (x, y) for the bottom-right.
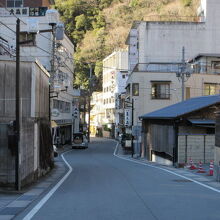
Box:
(51, 108), (60, 117)
(0, 7), (29, 16)
(124, 109), (131, 127)
(0, 7), (48, 17)
(29, 7), (48, 17)
(73, 107), (78, 119)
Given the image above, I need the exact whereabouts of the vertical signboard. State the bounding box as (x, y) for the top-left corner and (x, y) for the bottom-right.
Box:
(124, 109), (131, 127)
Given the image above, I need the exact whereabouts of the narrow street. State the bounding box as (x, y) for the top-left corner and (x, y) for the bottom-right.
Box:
(17, 139), (220, 220)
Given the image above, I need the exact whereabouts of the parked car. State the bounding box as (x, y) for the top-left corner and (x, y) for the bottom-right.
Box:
(120, 133), (132, 150)
(72, 132), (88, 149)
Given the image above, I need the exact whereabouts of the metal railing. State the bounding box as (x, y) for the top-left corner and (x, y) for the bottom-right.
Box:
(144, 15), (204, 23)
(136, 63), (181, 73)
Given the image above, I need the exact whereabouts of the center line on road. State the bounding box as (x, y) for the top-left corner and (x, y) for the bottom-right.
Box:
(23, 150), (73, 220)
(113, 141), (220, 194)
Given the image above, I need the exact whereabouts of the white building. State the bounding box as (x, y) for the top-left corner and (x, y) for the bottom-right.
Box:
(0, 5), (79, 145)
(102, 50), (128, 137)
(125, 0), (220, 127)
(126, 0), (220, 71)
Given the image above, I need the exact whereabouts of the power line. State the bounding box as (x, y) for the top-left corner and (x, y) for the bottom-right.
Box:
(0, 32), (15, 40)
(0, 21), (16, 34)
(35, 45), (52, 55)
(39, 32), (52, 41)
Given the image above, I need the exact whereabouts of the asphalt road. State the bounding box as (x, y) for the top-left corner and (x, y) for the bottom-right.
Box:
(17, 138), (220, 220)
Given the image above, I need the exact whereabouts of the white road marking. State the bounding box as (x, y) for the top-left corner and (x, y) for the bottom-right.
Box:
(113, 141), (220, 194)
(23, 150), (73, 220)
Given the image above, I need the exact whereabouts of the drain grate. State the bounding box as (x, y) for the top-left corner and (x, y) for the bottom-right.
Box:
(172, 179), (192, 183)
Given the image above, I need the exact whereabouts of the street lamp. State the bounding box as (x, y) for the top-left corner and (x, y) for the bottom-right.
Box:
(45, 9), (59, 26)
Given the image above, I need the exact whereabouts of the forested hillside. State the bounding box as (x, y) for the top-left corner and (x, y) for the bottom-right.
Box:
(55, 0), (199, 89)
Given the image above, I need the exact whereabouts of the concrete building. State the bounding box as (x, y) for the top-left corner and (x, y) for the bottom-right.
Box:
(124, 0), (220, 134)
(126, 0), (220, 71)
(0, 58), (52, 187)
(102, 50), (128, 137)
(0, 1), (79, 145)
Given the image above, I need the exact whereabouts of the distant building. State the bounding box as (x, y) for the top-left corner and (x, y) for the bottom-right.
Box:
(90, 92), (104, 137)
(102, 50), (128, 137)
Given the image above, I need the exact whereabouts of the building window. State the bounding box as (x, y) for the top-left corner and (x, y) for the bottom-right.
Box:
(7, 0), (23, 7)
(20, 32), (36, 46)
(52, 100), (70, 113)
(53, 99), (59, 109)
(151, 82), (170, 99)
(132, 83), (139, 96)
(204, 83), (217, 95)
(126, 84), (130, 96)
(65, 102), (70, 113)
(211, 61), (220, 70)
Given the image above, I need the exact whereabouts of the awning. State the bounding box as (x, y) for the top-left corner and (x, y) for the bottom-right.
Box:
(187, 119), (215, 128)
(51, 120), (58, 128)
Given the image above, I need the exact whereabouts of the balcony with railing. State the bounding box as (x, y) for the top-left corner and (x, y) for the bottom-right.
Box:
(135, 63), (181, 73)
(144, 15), (204, 23)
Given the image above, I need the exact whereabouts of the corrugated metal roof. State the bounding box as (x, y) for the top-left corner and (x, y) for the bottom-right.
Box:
(140, 95), (220, 120)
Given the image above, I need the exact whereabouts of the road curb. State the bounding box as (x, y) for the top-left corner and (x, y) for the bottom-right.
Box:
(0, 150), (70, 220)
(114, 141), (220, 194)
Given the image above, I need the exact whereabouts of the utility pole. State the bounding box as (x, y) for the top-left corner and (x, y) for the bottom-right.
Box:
(181, 47), (185, 101)
(176, 47), (191, 101)
(124, 98), (134, 157)
(49, 24), (56, 122)
(131, 98), (134, 158)
(87, 64), (92, 143)
(15, 18), (39, 191)
(15, 18), (21, 191)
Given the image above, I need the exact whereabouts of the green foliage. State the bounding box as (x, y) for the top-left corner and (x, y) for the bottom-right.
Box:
(103, 124), (111, 132)
(181, 0), (192, 7)
(129, 0), (139, 7)
(75, 14), (87, 30)
(99, 0), (113, 9)
(92, 13), (106, 29)
(94, 61), (103, 78)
